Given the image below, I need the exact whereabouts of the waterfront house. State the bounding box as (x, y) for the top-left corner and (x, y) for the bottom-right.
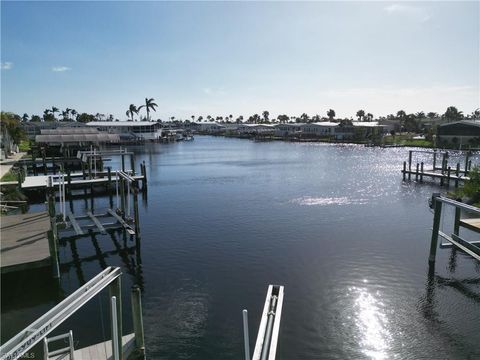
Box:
(275, 123), (304, 137)
(299, 122), (338, 138)
(237, 124), (276, 135)
(192, 122), (226, 134)
(87, 121), (162, 141)
(437, 120), (480, 147)
(22, 121), (87, 140)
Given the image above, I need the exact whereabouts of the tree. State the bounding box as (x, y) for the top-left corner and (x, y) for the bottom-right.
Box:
(356, 110), (365, 121)
(366, 113), (373, 121)
(262, 111), (270, 123)
(427, 112), (438, 119)
(61, 110), (69, 121)
(126, 104), (138, 121)
(50, 107), (59, 120)
(71, 109), (77, 121)
(236, 115), (244, 124)
(31, 115), (41, 122)
(396, 110), (406, 119)
(229, 114), (233, 123)
(191, 115), (195, 122)
(207, 115), (212, 121)
(300, 113), (309, 123)
(327, 109), (335, 121)
(43, 109), (54, 122)
(444, 106), (463, 122)
(1, 112), (25, 144)
(138, 98), (158, 121)
(22, 113), (29, 122)
(198, 116), (203, 122)
(277, 114), (289, 123)
(77, 113), (95, 123)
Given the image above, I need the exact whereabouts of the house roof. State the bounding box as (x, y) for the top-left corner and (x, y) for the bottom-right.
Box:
(87, 121), (159, 127)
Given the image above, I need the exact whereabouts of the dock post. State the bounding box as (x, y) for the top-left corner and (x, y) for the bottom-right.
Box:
(131, 285), (145, 358)
(42, 147), (47, 175)
(441, 153), (446, 175)
(107, 167), (112, 192)
(415, 163), (419, 182)
(454, 206), (461, 236)
(130, 155), (135, 176)
(402, 161), (406, 181)
(133, 183), (141, 242)
(109, 278), (123, 360)
(420, 162), (424, 182)
(243, 309), (250, 360)
(120, 177), (126, 218)
(465, 152), (470, 175)
(142, 161), (147, 189)
(47, 177), (60, 278)
(429, 194), (442, 264)
(121, 154), (125, 172)
(67, 169), (72, 197)
(408, 151), (412, 180)
(433, 150), (437, 170)
(455, 163), (460, 188)
(447, 166), (451, 187)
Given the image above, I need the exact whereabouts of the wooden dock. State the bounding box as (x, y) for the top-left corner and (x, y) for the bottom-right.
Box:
(460, 218), (480, 233)
(72, 333), (135, 360)
(18, 172), (145, 190)
(0, 211), (51, 273)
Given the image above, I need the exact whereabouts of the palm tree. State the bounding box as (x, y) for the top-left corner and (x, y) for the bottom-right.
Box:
(65, 108), (72, 120)
(138, 98), (158, 121)
(396, 110), (406, 119)
(262, 111), (270, 123)
(207, 115), (212, 122)
(191, 115), (195, 122)
(366, 113), (373, 121)
(327, 109), (335, 121)
(61, 110), (68, 121)
(51, 107), (59, 120)
(22, 113), (29, 122)
(198, 116), (203, 122)
(229, 114), (233, 123)
(444, 106), (463, 122)
(356, 110), (365, 121)
(71, 109), (77, 121)
(126, 104), (138, 121)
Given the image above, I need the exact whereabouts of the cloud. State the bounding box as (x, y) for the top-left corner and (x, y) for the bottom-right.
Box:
(384, 4), (431, 22)
(202, 87), (225, 96)
(1, 62), (13, 70)
(52, 66), (71, 72)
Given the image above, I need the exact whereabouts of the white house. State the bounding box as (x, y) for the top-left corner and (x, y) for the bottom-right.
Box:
(86, 121), (162, 141)
(300, 122), (338, 137)
(274, 123), (305, 137)
(193, 122), (226, 133)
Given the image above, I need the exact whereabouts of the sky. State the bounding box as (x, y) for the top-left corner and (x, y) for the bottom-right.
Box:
(1, 1), (479, 121)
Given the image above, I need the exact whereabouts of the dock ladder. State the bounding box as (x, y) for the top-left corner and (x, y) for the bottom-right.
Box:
(43, 331), (75, 360)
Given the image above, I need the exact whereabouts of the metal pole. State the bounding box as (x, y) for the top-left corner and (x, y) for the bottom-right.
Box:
(111, 296), (120, 360)
(243, 309), (250, 360)
(116, 171), (120, 209)
(420, 162), (424, 182)
(454, 207), (461, 236)
(403, 161), (406, 181)
(109, 278), (123, 360)
(429, 194), (442, 264)
(133, 184), (141, 242)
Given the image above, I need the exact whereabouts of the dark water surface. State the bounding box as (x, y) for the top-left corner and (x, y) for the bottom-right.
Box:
(2, 136), (480, 359)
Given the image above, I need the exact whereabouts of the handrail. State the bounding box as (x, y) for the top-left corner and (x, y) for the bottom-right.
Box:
(434, 195), (480, 214)
(0, 267), (122, 360)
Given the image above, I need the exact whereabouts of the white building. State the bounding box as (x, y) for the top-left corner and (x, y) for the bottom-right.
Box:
(193, 122), (226, 133)
(275, 123), (305, 137)
(300, 122), (338, 137)
(86, 121), (162, 141)
(237, 124), (276, 134)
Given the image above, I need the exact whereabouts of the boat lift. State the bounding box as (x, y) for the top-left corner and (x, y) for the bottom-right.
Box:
(0, 267), (133, 360)
(243, 285), (285, 360)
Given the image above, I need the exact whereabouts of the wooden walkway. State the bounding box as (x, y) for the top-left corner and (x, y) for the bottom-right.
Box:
(19, 172), (144, 190)
(460, 218), (480, 233)
(72, 333), (135, 360)
(0, 211), (51, 273)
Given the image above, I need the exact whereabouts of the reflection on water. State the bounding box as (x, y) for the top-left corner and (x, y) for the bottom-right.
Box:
(2, 137), (480, 359)
(350, 285), (392, 360)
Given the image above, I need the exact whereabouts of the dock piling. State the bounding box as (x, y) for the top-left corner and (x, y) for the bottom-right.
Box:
(403, 161), (406, 181)
(109, 278), (123, 360)
(131, 285), (145, 358)
(415, 163), (419, 182)
(420, 162), (424, 182)
(429, 193), (442, 264)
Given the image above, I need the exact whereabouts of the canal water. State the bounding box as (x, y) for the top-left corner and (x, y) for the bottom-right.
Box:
(2, 136), (480, 359)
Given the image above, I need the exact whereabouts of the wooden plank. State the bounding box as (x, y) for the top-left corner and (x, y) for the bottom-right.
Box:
(68, 212), (85, 235)
(460, 218), (480, 233)
(87, 211), (107, 234)
(0, 211), (51, 273)
(73, 333), (135, 360)
(107, 209), (135, 234)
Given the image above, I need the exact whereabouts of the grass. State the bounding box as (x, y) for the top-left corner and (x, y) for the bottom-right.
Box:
(1, 170), (18, 182)
(383, 134), (434, 147)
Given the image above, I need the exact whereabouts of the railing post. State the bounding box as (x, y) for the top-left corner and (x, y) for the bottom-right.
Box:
(454, 206), (461, 236)
(429, 194), (443, 264)
(447, 166), (451, 187)
(243, 309), (250, 360)
(420, 162), (424, 182)
(142, 161), (147, 189)
(408, 151), (412, 180)
(46, 177), (60, 278)
(109, 278), (123, 360)
(415, 163), (419, 182)
(133, 183), (141, 242)
(403, 161), (406, 181)
(131, 285), (145, 358)
(455, 163), (460, 188)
